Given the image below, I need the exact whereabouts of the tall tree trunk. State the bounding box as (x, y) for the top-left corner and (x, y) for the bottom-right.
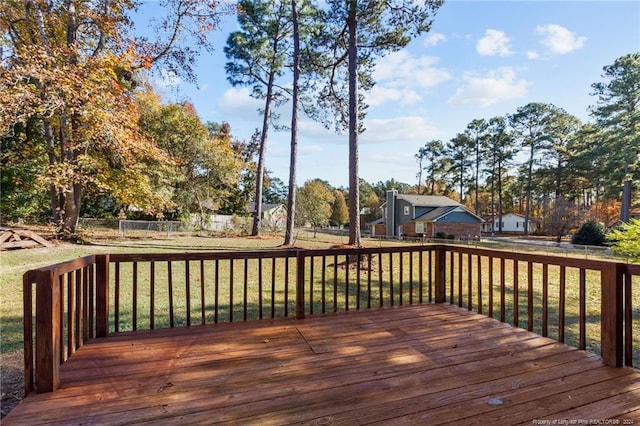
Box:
(621, 164), (632, 222)
(524, 145), (534, 235)
(347, 1), (361, 246)
(490, 154), (496, 234)
(251, 72), (276, 236)
(497, 158), (503, 233)
(284, 0), (300, 246)
(416, 154), (423, 192)
(43, 117), (60, 221)
(474, 137), (479, 215)
(459, 165), (464, 203)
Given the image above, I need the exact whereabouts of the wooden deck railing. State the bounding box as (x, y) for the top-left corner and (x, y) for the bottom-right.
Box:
(23, 244), (639, 395)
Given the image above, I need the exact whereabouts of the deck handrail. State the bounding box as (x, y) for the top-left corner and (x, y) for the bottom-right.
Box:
(23, 244), (639, 395)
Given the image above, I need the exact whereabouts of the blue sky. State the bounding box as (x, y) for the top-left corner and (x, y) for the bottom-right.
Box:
(139, 1), (640, 189)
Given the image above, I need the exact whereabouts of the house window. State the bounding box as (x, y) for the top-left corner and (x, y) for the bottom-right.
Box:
(403, 206), (410, 216)
(516, 222), (519, 228)
(415, 222), (424, 233)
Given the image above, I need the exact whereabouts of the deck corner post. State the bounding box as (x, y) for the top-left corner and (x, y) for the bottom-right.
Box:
(296, 250), (306, 319)
(434, 245), (446, 303)
(23, 271), (35, 396)
(35, 270), (61, 393)
(95, 254), (110, 337)
(601, 262), (623, 367)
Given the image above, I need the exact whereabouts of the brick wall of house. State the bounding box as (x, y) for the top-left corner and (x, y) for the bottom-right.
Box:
(372, 224), (386, 237)
(400, 222), (416, 237)
(374, 222), (481, 239)
(434, 223), (482, 239)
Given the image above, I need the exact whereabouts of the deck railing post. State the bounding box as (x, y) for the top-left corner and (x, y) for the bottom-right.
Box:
(601, 262), (623, 367)
(434, 245), (446, 303)
(95, 254), (110, 337)
(23, 271), (35, 395)
(35, 270), (61, 392)
(296, 250), (305, 319)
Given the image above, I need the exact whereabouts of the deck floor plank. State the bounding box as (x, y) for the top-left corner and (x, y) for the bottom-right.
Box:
(5, 304), (639, 425)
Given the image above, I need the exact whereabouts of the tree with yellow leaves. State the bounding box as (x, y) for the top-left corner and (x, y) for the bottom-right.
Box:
(0, 0), (227, 237)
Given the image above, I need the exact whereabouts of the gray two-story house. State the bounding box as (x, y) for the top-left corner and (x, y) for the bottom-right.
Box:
(374, 190), (483, 239)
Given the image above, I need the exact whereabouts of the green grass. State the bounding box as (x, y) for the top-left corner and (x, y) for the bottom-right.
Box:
(3, 231), (639, 368)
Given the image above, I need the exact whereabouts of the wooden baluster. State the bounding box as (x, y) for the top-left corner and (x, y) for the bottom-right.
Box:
(513, 260), (519, 328)
(500, 258), (506, 323)
(201, 260), (206, 325)
(185, 260), (191, 326)
(542, 263), (549, 337)
(133, 262), (138, 331)
(270, 258), (275, 319)
(309, 255), (314, 314)
(114, 263), (120, 332)
(258, 258), (263, 320)
(527, 262), (533, 332)
(477, 255), (483, 315)
(215, 260), (220, 323)
(578, 268), (586, 350)
(559, 266), (566, 343)
(296, 251), (306, 319)
(243, 259), (248, 321)
(150, 262), (155, 330)
(601, 262), (623, 367)
(95, 255), (109, 338)
(322, 256), (327, 313)
(168, 261), (174, 327)
(434, 246), (446, 304)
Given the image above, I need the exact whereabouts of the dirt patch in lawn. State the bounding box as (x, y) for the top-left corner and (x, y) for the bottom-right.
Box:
(1, 351), (23, 418)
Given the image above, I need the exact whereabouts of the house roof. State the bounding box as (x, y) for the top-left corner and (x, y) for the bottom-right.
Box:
(482, 213), (530, 221)
(415, 206), (458, 221)
(396, 194), (461, 207)
(367, 218), (385, 226)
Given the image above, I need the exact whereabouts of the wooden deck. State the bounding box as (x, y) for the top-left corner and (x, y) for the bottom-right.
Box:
(5, 304), (640, 425)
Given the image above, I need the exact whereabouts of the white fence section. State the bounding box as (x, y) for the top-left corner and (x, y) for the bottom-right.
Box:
(189, 214), (239, 232)
(79, 215), (249, 237)
(118, 220), (191, 237)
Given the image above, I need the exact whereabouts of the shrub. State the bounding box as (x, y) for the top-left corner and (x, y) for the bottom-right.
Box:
(447, 234), (455, 240)
(435, 231), (447, 239)
(607, 218), (640, 261)
(571, 220), (606, 246)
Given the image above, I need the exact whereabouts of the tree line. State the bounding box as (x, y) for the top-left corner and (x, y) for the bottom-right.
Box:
(1, 0), (444, 246)
(1, 0), (637, 248)
(414, 54), (640, 239)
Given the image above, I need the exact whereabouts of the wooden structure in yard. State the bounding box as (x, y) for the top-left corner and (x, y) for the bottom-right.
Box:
(7, 244), (640, 423)
(0, 228), (51, 250)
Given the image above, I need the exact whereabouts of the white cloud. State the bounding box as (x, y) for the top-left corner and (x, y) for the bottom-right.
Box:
(536, 24), (587, 55)
(374, 51), (451, 89)
(526, 50), (540, 60)
(362, 116), (441, 143)
(368, 51), (451, 107)
(216, 87), (262, 113)
(448, 67), (530, 107)
(476, 29), (514, 56)
(424, 32), (446, 48)
(367, 86), (421, 107)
